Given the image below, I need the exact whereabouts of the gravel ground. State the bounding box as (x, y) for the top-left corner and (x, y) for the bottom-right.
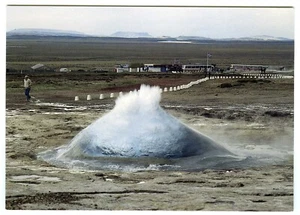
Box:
(5, 76), (295, 211)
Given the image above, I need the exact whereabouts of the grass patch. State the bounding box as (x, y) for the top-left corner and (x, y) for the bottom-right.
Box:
(6, 37), (294, 71)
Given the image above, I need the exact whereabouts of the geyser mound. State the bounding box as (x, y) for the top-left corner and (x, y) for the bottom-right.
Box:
(39, 85), (244, 171)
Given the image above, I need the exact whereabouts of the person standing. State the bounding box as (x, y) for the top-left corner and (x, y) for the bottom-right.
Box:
(24, 75), (32, 102)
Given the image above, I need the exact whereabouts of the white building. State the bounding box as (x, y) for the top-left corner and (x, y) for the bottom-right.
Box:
(59, 68), (69, 72)
(114, 64), (129, 73)
(31, 63), (51, 72)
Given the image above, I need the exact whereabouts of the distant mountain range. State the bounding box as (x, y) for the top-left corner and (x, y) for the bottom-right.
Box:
(6, 28), (89, 37)
(223, 35), (293, 41)
(110, 31), (152, 38)
(176, 35), (293, 41)
(6, 28), (293, 41)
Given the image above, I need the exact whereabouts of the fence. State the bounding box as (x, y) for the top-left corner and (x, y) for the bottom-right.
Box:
(74, 74), (293, 101)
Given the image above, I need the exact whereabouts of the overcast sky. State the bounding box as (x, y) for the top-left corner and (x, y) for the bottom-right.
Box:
(7, 6), (294, 39)
(6, 5), (294, 39)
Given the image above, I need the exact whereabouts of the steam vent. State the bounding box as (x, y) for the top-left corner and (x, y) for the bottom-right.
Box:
(39, 85), (243, 171)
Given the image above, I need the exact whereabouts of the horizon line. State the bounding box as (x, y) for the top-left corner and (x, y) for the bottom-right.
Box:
(6, 28), (294, 40)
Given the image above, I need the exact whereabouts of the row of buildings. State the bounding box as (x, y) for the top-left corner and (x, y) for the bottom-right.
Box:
(8, 63), (284, 74)
(115, 63), (286, 74)
(114, 63), (216, 73)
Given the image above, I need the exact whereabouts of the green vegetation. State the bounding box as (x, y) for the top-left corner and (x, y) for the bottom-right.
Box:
(6, 37), (294, 72)
(6, 71), (205, 104)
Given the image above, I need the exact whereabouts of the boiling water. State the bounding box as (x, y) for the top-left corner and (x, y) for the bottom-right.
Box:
(38, 85), (274, 171)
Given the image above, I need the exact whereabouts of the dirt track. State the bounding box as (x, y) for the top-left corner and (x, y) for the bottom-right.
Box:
(5, 74), (294, 211)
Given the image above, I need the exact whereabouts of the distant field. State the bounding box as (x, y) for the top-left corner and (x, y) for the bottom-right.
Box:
(6, 36), (294, 71)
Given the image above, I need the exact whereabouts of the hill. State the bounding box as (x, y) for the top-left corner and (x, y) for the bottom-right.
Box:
(6, 28), (89, 37)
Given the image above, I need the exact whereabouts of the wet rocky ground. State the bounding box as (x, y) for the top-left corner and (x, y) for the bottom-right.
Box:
(5, 76), (294, 211)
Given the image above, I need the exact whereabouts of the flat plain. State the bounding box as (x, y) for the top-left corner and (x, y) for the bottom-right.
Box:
(6, 36), (294, 71)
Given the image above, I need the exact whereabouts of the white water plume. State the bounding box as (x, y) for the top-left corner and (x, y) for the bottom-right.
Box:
(55, 85), (233, 159)
(39, 84), (250, 171)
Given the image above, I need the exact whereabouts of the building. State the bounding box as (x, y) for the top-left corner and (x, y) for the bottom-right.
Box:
(114, 64), (130, 73)
(230, 64), (268, 73)
(143, 64), (169, 72)
(182, 64), (214, 73)
(31, 64), (52, 72)
(59, 68), (69, 72)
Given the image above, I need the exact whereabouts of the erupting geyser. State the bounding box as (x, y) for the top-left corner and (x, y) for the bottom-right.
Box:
(39, 84), (243, 171)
